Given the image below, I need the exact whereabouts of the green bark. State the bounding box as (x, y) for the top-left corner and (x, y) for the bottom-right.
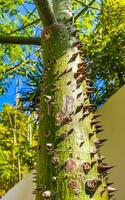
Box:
(35, 1), (113, 200)
(0, 35), (41, 45)
(34, 0), (57, 25)
(53, 0), (72, 22)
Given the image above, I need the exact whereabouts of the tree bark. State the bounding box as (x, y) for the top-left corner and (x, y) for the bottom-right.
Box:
(0, 35), (41, 45)
(34, 0), (57, 26)
(35, 1), (111, 200)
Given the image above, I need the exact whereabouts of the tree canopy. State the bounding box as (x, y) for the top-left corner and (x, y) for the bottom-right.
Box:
(0, 0), (124, 107)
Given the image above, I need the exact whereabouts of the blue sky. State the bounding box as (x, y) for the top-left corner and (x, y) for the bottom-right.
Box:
(0, 79), (16, 110)
(0, 2), (39, 111)
(0, 0), (102, 111)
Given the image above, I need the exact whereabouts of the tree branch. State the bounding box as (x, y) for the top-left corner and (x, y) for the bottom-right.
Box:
(33, 0), (57, 26)
(0, 35), (41, 46)
(75, 0), (99, 10)
(8, 18), (40, 35)
(74, 0), (96, 21)
(3, 59), (31, 75)
(0, 50), (40, 81)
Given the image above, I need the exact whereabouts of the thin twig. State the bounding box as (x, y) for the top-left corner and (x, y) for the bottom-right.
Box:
(22, 5), (37, 19)
(74, 0), (96, 21)
(75, 0), (100, 10)
(0, 53), (37, 81)
(8, 18), (41, 35)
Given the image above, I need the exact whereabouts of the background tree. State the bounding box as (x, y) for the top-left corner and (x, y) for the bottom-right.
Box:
(0, 104), (37, 197)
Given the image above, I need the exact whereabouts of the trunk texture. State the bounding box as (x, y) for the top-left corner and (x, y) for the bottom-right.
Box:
(35, 1), (113, 200)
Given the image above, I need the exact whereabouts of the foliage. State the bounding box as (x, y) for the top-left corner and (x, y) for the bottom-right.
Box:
(0, 0), (125, 106)
(19, 61), (43, 112)
(0, 104), (37, 197)
(0, 0), (41, 94)
(75, 0), (125, 106)
(0, 0), (122, 199)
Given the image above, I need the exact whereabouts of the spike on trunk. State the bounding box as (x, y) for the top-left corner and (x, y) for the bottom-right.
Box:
(36, 3), (114, 199)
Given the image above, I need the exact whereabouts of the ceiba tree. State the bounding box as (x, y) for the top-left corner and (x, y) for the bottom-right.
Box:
(0, 0), (116, 199)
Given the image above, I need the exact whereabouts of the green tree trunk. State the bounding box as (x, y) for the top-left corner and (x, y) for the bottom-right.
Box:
(35, 1), (113, 200)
